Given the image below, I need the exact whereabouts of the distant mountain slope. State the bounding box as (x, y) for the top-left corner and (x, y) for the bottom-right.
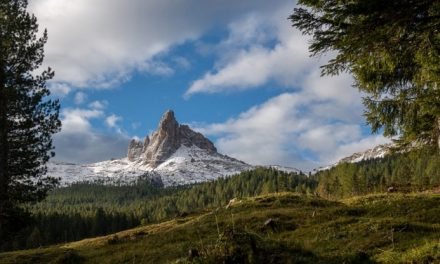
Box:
(48, 110), (398, 185)
(48, 110), (252, 186)
(262, 165), (302, 174)
(315, 143), (394, 172)
(337, 143), (393, 164)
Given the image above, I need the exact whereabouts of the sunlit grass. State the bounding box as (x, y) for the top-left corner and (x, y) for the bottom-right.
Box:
(1, 191), (439, 263)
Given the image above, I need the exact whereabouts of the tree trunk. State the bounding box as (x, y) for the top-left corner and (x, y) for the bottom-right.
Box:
(438, 117), (440, 152)
(0, 55), (8, 210)
(0, 87), (8, 200)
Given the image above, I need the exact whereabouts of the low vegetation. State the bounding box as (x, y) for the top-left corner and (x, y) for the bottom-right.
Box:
(1, 168), (316, 251)
(0, 192), (439, 263)
(2, 148), (440, 262)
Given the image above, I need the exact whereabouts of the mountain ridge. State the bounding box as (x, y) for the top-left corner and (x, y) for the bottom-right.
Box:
(48, 110), (252, 186)
(127, 110), (217, 167)
(48, 110), (397, 185)
(315, 143), (394, 172)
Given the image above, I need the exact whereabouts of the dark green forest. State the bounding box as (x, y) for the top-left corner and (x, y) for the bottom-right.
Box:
(3, 147), (440, 252)
(315, 147), (440, 198)
(2, 168), (315, 251)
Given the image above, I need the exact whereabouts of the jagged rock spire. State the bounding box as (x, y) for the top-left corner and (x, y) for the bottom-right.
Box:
(127, 110), (217, 167)
(127, 139), (143, 161)
(144, 110), (180, 167)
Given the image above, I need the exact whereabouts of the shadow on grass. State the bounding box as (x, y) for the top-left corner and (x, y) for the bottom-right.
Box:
(185, 228), (378, 264)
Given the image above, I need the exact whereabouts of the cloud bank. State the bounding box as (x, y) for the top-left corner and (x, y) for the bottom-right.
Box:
(53, 105), (130, 164)
(189, 7), (390, 169)
(29, 0), (291, 90)
(196, 74), (390, 169)
(28, 0), (390, 168)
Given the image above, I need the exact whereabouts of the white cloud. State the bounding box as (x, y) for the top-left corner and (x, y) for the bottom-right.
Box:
(198, 92), (390, 170)
(131, 122), (142, 130)
(53, 108), (129, 163)
(106, 114), (122, 128)
(186, 6), (313, 96)
(192, 51), (386, 169)
(60, 108), (103, 133)
(88, 100), (108, 110)
(333, 136), (391, 161)
(49, 83), (71, 97)
(138, 60), (174, 76)
(28, 0), (292, 89)
(197, 93), (313, 168)
(74, 92), (87, 104)
(297, 124), (361, 160)
(185, 3), (391, 169)
(31, 0), (390, 167)
(186, 34), (311, 96)
(173, 57), (191, 70)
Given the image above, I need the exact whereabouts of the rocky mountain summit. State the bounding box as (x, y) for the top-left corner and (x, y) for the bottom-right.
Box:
(127, 110), (216, 166)
(48, 110), (252, 186)
(47, 110), (398, 186)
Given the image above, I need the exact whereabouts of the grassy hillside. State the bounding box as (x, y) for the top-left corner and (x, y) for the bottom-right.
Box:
(2, 168), (315, 251)
(1, 191), (439, 264)
(7, 147), (440, 253)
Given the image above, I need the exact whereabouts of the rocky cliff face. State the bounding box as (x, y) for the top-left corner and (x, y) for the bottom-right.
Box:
(127, 110), (217, 167)
(127, 140), (143, 161)
(49, 110), (252, 186)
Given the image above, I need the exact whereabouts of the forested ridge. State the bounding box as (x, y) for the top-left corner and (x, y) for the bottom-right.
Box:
(4, 146), (440, 252)
(2, 168), (315, 251)
(315, 147), (440, 198)
(1, 0), (439, 262)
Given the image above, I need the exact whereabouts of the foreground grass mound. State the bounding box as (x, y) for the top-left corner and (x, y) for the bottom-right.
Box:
(1, 192), (439, 263)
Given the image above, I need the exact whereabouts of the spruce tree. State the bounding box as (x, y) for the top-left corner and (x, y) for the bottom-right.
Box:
(290, 0), (440, 149)
(0, 0), (61, 240)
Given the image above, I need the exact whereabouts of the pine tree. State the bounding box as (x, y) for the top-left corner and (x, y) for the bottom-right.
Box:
(0, 0), (61, 240)
(290, 0), (440, 149)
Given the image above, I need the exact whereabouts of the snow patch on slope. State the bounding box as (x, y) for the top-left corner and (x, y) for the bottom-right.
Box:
(48, 145), (252, 186)
(262, 165), (302, 174)
(313, 143), (394, 172)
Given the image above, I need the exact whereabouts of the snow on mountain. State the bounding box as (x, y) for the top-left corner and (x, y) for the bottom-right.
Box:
(48, 110), (253, 186)
(262, 165), (302, 174)
(338, 143), (392, 164)
(48, 145), (251, 186)
(48, 110), (397, 185)
(313, 143), (394, 172)
(152, 145), (251, 185)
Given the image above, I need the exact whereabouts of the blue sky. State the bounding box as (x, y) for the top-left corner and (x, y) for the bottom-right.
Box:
(29, 0), (389, 169)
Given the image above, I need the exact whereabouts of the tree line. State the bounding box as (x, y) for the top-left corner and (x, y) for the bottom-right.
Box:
(1, 0), (439, 254)
(4, 146), (440, 251)
(315, 147), (440, 198)
(1, 168), (316, 251)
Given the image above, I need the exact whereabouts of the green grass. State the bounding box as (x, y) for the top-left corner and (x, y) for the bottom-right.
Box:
(1, 192), (439, 263)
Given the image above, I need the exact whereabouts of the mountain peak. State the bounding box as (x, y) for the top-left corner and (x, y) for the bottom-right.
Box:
(162, 109), (175, 117)
(127, 110), (217, 167)
(49, 110), (252, 186)
(159, 109), (176, 125)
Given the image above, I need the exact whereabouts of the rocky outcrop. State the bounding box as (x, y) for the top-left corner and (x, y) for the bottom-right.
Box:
(179, 125), (216, 152)
(143, 110), (181, 167)
(314, 143), (394, 172)
(50, 110), (252, 187)
(127, 139), (143, 161)
(128, 110), (217, 167)
(338, 143), (393, 164)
